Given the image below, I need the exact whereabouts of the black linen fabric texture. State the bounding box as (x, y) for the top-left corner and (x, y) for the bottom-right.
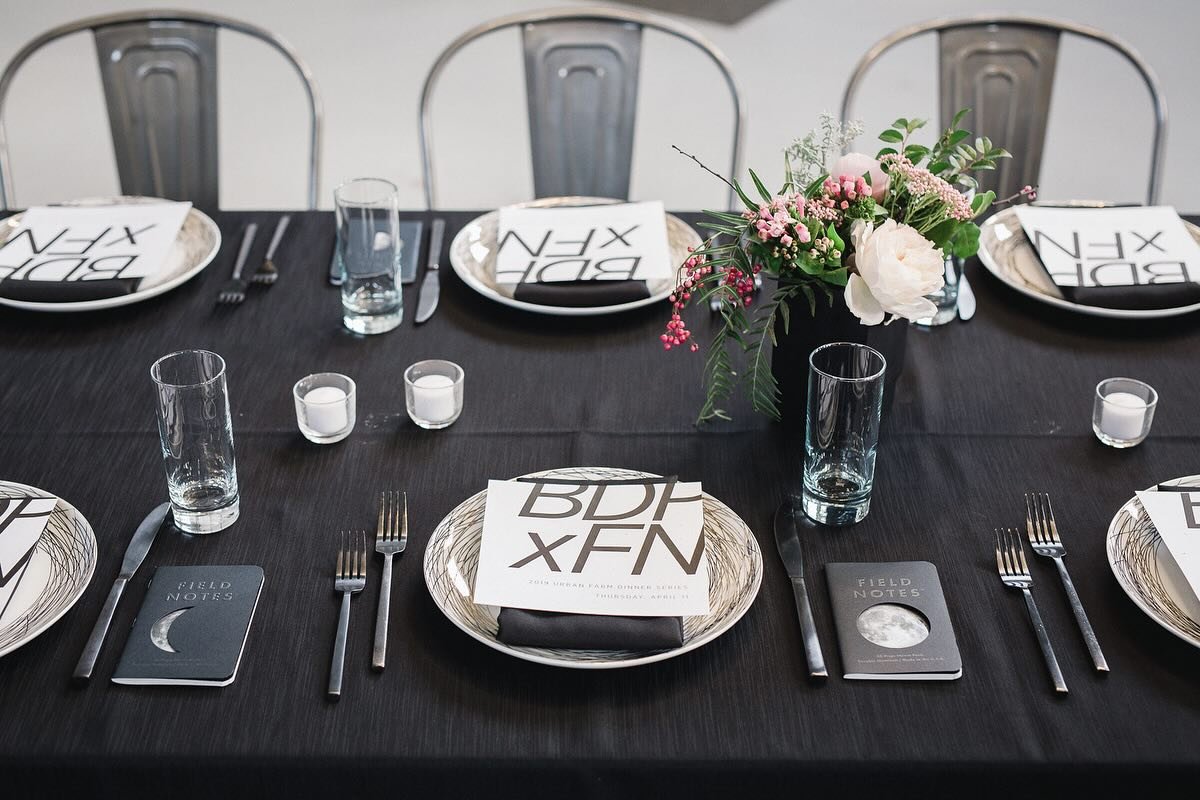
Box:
(1057, 281), (1200, 310)
(0, 276), (140, 302)
(0, 210), (1198, 798)
(512, 279), (650, 307)
(496, 608), (684, 649)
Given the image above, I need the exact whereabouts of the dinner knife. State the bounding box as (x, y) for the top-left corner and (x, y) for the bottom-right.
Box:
(773, 498), (827, 679)
(414, 218), (446, 324)
(957, 262), (976, 321)
(72, 502), (170, 685)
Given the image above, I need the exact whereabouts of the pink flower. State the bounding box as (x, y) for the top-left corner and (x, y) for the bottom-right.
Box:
(830, 152), (889, 201)
(796, 223), (811, 243)
(780, 234), (793, 246)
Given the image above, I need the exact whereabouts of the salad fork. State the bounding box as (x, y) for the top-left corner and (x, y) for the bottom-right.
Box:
(328, 530), (367, 700)
(1026, 493), (1109, 672)
(995, 527), (1068, 694)
(216, 222), (258, 305)
(251, 214), (290, 286)
(372, 491), (407, 671)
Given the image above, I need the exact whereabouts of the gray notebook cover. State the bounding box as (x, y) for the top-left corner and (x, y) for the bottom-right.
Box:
(112, 565), (264, 687)
(826, 561), (962, 680)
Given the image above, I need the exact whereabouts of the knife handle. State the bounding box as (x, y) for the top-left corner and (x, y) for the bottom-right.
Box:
(73, 577), (127, 684)
(790, 577), (828, 679)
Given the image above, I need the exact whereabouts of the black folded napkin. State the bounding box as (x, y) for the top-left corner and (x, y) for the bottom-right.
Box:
(496, 608), (684, 650)
(0, 277), (140, 303)
(1057, 282), (1200, 310)
(512, 280), (650, 308)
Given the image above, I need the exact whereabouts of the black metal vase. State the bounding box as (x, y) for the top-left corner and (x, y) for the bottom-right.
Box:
(770, 286), (907, 428)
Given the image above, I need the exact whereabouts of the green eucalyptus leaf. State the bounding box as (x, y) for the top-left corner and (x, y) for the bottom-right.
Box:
(878, 129), (904, 143)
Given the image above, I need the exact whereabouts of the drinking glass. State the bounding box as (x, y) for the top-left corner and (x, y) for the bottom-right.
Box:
(914, 256), (962, 326)
(1093, 377), (1157, 448)
(802, 342), (887, 526)
(335, 178), (402, 334)
(150, 350), (239, 534)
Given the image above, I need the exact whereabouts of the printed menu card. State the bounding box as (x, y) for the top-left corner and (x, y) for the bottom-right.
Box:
(1013, 206), (1200, 308)
(473, 479), (709, 616)
(0, 496), (58, 623)
(1136, 490), (1200, 604)
(494, 201), (672, 285)
(0, 202), (191, 284)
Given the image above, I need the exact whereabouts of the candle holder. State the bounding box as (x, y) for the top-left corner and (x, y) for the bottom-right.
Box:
(405, 360), (463, 429)
(294, 373), (357, 444)
(1093, 377), (1157, 448)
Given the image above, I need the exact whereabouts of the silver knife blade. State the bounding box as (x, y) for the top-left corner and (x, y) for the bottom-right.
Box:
(73, 502), (170, 684)
(118, 502), (170, 579)
(415, 218), (445, 324)
(773, 499), (805, 578)
(957, 267), (976, 321)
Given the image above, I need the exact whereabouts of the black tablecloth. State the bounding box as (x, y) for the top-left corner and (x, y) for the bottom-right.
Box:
(1, 211), (1198, 799)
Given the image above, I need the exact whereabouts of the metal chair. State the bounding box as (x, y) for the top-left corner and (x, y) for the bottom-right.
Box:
(0, 10), (323, 210)
(841, 14), (1167, 205)
(419, 6), (746, 209)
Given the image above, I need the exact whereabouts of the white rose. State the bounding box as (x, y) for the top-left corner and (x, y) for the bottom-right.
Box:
(830, 152), (889, 201)
(844, 219), (944, 325)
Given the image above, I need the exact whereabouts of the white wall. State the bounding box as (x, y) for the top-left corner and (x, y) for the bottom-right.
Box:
(0, 0), (1193, 210)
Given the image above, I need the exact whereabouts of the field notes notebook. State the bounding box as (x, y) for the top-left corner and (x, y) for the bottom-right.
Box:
(113, 565), (263, 687)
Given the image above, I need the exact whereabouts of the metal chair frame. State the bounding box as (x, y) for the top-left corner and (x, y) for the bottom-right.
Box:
(840, 14), (1167, 205)
(419, 5), (746, 209)
(0, 9), (323, 210)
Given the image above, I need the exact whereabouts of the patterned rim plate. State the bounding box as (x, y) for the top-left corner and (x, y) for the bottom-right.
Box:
(978, 205), (1200, 320)
(0, 195), (222, 313)
(423, 467), (763, 668)
(448, 196), (701, 317)
(1105, 474), (1200, 649)
(0, 480), (97, 658)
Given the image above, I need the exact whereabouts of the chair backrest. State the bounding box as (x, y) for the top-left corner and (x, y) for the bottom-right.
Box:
(841, 14), (1167, 205)
(419, 6), (746, 209)
(0, 11), (323, 210)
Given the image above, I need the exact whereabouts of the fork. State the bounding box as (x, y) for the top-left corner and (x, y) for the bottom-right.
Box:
(328, 530), (367, 700)
(372, 491), (407, 671)
(995, 527), (1068, 694)
(251, 215), (290, 286)
(1026, 493), (1109, 672)
(216, 222), (258, 304)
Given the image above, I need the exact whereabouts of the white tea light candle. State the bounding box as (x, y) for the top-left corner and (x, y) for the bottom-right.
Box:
(404, 359), (464, 429)
(304, 386), (349, 434)
(1099, 392), (1147, 441)
(1093, 377), (1157, 448)
(411, 374), (455, 423)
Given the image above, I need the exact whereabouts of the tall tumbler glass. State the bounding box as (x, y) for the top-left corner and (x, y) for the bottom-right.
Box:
(335, 178), (402, 334)
(150, 350), (239, 534)
(802, 342), (887, 526)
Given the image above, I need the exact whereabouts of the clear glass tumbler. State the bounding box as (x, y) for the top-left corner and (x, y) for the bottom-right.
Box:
(150, 350), (239, 534)
(802, 342), (887, 526)
(914, 256), (962, 326)
(335, 177), (402, 334)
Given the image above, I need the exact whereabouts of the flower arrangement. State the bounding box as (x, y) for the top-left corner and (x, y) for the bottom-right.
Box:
(664, 110), (1033, 423)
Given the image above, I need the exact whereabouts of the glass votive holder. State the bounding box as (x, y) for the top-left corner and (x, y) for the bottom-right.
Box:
(405, 360), (463, 429)
(294, 373), (356, 444)
(1093, 377), (1157, 448)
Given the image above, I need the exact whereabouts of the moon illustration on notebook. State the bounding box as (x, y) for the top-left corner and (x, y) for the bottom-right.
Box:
(150, 607), (191, 653)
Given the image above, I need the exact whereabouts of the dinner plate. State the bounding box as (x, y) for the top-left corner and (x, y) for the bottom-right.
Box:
(423, 467), (762, 668)
(0, 481), (97, 658)
(977, 205), (1200, 320)
(0, 196), (222, 313)
(448, 197), (702, 316)
(1105, 475), (1200, 649)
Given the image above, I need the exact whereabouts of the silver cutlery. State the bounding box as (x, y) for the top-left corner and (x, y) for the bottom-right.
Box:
(995, 526), (1068, 694)
(328, 530), (367, 700)
(372, 491), (407, 671)
(73, 502), (170, 684)
(1025, 493), (1108, 672)
(956, 260), (976, 321)
(414, 218), (446, 324)
(773, 498), (827, 679)
(251, 214), (290, 286)
(217, 222), (258, 304)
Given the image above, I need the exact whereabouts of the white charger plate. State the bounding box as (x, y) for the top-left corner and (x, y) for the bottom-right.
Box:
(448, 197), (701, 316)
(977, 205), (1200, 320)
(1105, 475), (1200, 649)
(0, 196), (222, 313)
(0, 481), (97, 658)
(423, 467), (762, 669)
